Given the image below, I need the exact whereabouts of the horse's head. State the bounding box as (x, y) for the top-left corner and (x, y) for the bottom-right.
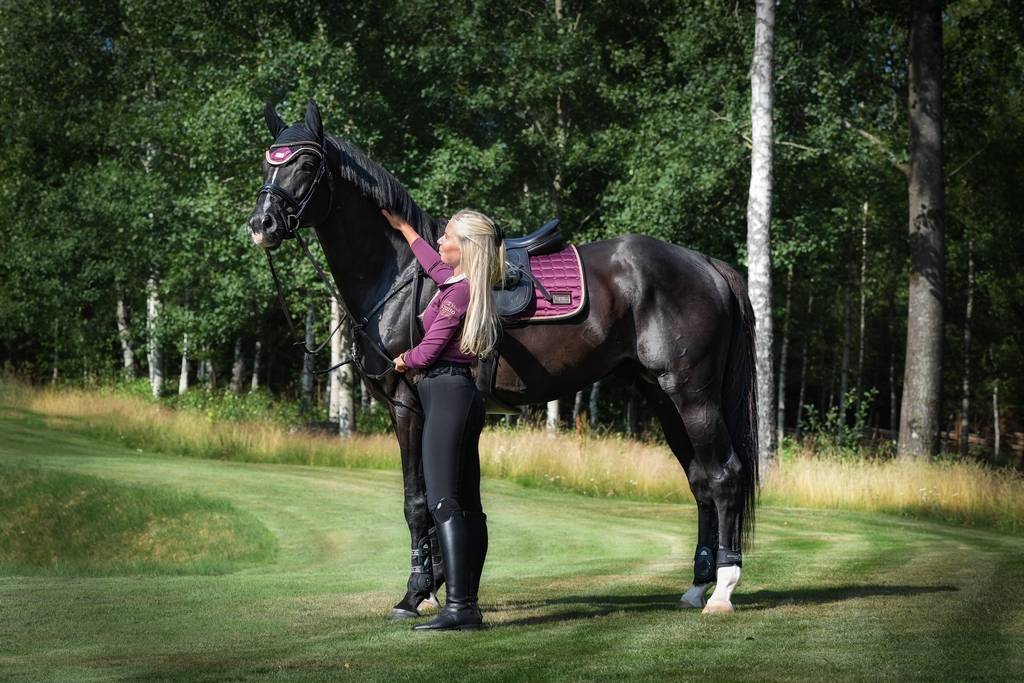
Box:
(248, 100), (334, 250)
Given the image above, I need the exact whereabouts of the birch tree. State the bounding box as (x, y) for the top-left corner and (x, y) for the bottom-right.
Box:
(178, 332), (189, 395)
(329, 296), (355, 436)
(747, 0), (777, 467)
(146, 275), (164, 399)
(115, 285), (136, 380)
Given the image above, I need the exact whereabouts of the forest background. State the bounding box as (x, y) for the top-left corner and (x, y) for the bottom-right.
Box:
(1, 0), (1021, 467)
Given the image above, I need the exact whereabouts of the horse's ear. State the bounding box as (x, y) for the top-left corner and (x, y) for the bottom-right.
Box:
(305, 100), (324, 143)
(264, 102), (287, 140)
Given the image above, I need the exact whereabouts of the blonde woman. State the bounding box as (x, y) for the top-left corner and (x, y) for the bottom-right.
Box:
(380, 207), (505, 631)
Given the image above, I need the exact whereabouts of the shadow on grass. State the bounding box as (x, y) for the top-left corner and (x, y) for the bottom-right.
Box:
(493, 584), (958, 627)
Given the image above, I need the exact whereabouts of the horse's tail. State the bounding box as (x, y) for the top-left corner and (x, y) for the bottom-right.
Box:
(708, 257), (759, 551)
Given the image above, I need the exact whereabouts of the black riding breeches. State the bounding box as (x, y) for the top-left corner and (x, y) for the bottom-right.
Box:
(418, 370), (486, 517)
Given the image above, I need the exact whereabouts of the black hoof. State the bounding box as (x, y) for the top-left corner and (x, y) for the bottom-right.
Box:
(387, 607), (420, 621)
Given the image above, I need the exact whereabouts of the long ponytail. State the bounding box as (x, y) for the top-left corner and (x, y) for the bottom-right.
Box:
(450, 209), (505, 359)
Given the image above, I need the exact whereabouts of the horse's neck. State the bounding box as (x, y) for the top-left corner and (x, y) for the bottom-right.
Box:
(314, 185), (438, 323)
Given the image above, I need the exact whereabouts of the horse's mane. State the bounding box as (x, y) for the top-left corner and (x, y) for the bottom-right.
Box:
(327, 135), (444, 245)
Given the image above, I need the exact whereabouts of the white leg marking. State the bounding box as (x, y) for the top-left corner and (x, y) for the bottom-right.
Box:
(677, 583), (712, 609)
(703, 565), (741, 614)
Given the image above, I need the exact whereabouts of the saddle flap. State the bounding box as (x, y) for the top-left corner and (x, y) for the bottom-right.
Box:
(493, 248), (533, 317)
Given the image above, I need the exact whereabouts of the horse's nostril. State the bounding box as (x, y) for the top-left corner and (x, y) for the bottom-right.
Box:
(262, 215), (274, 229)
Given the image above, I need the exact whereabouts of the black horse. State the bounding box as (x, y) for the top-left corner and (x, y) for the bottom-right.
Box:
(248, 101), (758, 616)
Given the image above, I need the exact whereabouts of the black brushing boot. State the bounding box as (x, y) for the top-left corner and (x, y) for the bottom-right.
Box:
(389, 536), (436, 620)
(413, 511), (486, 631)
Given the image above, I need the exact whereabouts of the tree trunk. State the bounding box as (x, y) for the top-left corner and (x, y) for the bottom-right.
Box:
(552, 0), (567, 206)
(776, 265), (793, 446)
(362, 379), (374, 412)
(251, 339), (262, 391)
(330, 297), (355, 436)
(339, 331), (356, 436)
(899, 0), (946, 459)
(146, 275), (163, 399)
(992, 377), (1000, 461)
(959, 233), (974, 459)
(51, 319), (59, 384)
(795, 291), (812, 440)
(589, 379), (602, 427)
(838, 293), (852, 434)
(229, 336), (245, 394)
(854, 201), (869, 420)
(546, 399), (560, 433)
(626, 392), (639, 437)
(329, 297), (342, 422)
(178, 332), (189, 395)
(747, 0), (777, 468)
(572, 389), (585, 425)
(826, 362), (836, 415)
(115, 285), (135, 380)
(301, 303), (315, 412)
(889, 350), (898, 436)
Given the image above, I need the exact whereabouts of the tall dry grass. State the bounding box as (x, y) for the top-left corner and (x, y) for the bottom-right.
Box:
(481, 428), (692, 502)
(4, 383), (396, 470)
(766, 443), (1024, 530)
(3, 382), (1023, 531)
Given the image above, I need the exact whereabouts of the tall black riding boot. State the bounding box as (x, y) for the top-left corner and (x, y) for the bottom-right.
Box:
(412, 511), (484, 631)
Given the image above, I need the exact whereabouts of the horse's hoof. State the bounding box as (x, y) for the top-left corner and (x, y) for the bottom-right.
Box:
(702, 600), (734, 614)
(388, 608), (420, 621)
(677, 585), (709, 609)
(417, 593), (441, 612)
(677, 596), (706, 609)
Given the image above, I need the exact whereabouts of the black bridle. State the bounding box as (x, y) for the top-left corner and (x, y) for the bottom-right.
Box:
(256, 138), (425, 413)
(257, 140), (333, 237)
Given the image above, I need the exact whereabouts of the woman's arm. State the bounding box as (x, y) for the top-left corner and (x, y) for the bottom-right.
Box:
(380, 209), (453, 285)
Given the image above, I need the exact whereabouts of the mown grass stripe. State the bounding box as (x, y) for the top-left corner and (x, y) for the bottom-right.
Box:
(1, 412), (1023, 681)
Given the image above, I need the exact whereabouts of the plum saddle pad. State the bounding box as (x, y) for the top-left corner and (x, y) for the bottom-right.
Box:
(507, 245), (587, 322)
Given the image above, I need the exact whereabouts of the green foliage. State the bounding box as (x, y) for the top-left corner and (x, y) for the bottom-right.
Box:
(798, 388), (882, 453)
(357, 399), (395, 435)
(167, 386), (310, 425)
(1, 0), (1022, 448)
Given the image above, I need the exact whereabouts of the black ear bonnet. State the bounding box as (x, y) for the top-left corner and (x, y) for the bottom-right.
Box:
(271, 123), (322, 148)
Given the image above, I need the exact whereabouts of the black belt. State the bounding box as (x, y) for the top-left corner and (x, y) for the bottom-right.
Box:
(425, 361), (474, 378)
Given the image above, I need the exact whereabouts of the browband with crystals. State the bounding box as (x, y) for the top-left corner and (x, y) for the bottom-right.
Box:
(265, 142), (323, 166)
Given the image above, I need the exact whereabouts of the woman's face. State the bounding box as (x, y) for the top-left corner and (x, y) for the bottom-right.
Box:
(439, 219), (463, 268)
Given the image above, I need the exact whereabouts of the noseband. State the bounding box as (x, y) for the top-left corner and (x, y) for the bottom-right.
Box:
(256, 140), (334, 236)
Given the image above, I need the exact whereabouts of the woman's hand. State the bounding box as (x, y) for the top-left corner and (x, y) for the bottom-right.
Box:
(380, 208), (412, 232)
(393, 351), (409, 373)
(381, 209), (420, 247)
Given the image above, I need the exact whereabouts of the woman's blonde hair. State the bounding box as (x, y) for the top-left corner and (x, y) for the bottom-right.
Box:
(449, 209), (506, 359)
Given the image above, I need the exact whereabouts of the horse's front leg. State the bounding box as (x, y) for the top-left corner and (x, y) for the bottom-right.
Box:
(388, 386), (443, 619)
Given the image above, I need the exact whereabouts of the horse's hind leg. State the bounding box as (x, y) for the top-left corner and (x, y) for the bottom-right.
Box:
(637, 380), (717, 609)
(658, 377), (746, 614)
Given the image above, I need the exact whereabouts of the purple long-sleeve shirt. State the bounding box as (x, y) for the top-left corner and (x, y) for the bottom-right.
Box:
(403, 237), (477, 369)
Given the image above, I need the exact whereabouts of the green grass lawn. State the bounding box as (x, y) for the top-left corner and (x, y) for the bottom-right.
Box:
(1, 413), (1022, 682)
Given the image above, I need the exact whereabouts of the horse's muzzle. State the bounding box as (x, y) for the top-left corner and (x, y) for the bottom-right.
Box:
(248, 212), (285, 250)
